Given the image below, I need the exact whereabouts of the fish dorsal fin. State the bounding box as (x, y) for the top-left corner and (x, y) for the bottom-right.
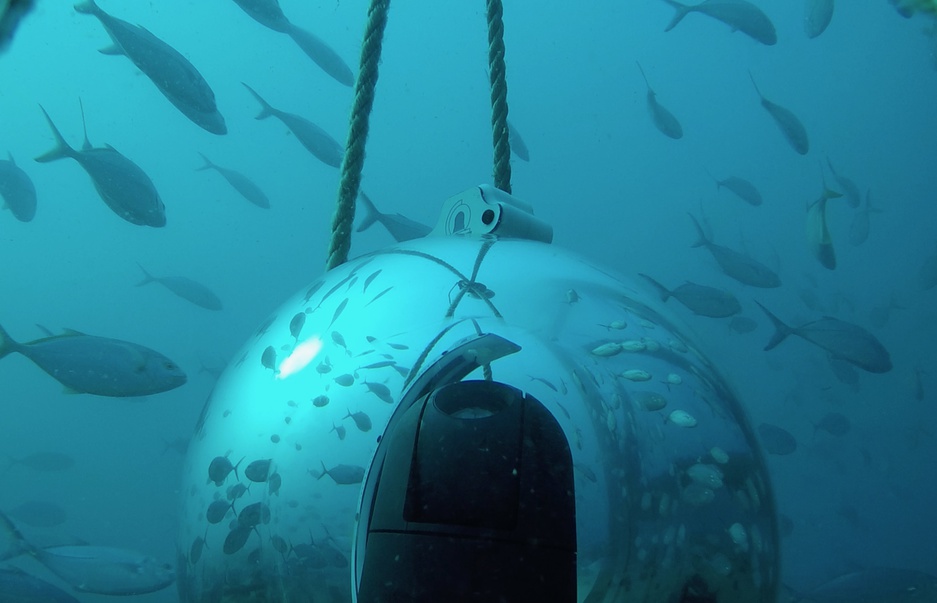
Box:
(61, 328), (87, 337)
(78, 98), (92, 150)
(748, 71), (764, 99)
(636, 61), (653, 92)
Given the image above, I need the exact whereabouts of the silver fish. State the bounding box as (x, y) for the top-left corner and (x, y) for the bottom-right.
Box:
(804, 0), (834, 39)
(243, 83), (343, 167)
(315, 461), (365, 485)
(639, 273), (741, 318)
(756, 301), (892, 373)
(689, 214), (781, 287)
(848, 188), (880, 246)
(797, 567), (937, 603)
(0, 323), (186, 396)
(0, 511), (174, 596)
(356, 191), (432, 242)
(750, 72), (809, 155)
(636, 61), (683, 139)
(757, 422), (797, 455)
(231, 0), (291, 33)
(826, 157), (862, 207)
(287, 23), (354, 87)
(74, 0), (225, 135)
(0, 152), (37, 222)
(136, 264), (222, 310)
(35, 106), (166, 227)
(3, 451), (74, 472)
(196, 153), (270, 209)
(706, 169), (762, 205)
(6, 500), (67, 528)
(805, 173), (842, 270)
(661, 0), (777, 46)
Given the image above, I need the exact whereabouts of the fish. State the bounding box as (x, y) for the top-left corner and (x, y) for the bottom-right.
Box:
(814, 411), (850, 436)
(0, 567), (80, 603)
(639, 273), (741, 318)
(0, 152), (37, 222)
(237, 502), (270, 527)
(73, 0), (226, 134)
(755, 302), (892, 373)
(507, 120), (530, 161)
(2, 451), (74, 472)
(0, 323), (186, 396)
(868, 294), (903, 329)
(706, 169), (762, 205)
(749, 72), (809, 155)
(827, 355), (859, 390)
(196, 153), (270, 209)
(286, 23), (355, 87)
(206, 499), (233, 524)
(344, 409), (372, 432)
(825, 157), (862, 208)
(136, 264), (223, 310)
(636, 61), (683, 139)
(356, 190), (432, 242)
(848, 189), (881, 246)
(728, 315), (758, 334)
(34, 105), (166, 227)
(312, 394), (330, 407)
(289, 312), (306, 344)
(207, 456), (241, 486)
(6, 500), (67, 528)
(757, 422), (797, 455)
(331, 422), (346, 440)
(242, 82), (344, 167)
(261, 346), (278, 374)
(689, 214), (781, 287)
(0, 1), (33, 53)
(364, 381), (394, 404)
(223, 525), (253, 554)
(0, 511), (174, 595)
(805, 172), (843, 270)
(315, 461), (365, 485)
(231, 0), (291, 33)
(660, 0), (777, 46)
(793, 567), (937, 602)
(244, 458), (273, 482)
(804, 0), (834, 39)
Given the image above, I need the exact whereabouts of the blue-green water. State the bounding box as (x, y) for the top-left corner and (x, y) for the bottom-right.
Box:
(1, 1), (935, 600)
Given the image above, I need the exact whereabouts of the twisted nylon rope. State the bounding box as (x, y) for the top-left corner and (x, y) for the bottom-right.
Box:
(326, 0), (390, 270)
(486, 0), (512, 194)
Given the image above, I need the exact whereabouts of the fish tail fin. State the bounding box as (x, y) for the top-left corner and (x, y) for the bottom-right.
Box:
(241, 83), (274, 120)
(195, 152), (214, 171)
(0, 511), (35, 561)
(135, 263), (155, 287)
(356, 191), (381, 233)
(661, 0), (691, 31)
(687, 213), (710, 248)
(316, 460), (327, 480)
(233, 456), (244, 482)
(754, 301), (792, 350)
(73, 0), (100, 16)
(748, 71), (763, 98)
(703, 167), (720, 190)
(34, 105), (76, 163)
(0, 323), (20, 360)
(638, 273), (672, 302)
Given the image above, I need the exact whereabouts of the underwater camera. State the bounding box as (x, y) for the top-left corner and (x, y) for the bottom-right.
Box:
(177, 185), (780, 602)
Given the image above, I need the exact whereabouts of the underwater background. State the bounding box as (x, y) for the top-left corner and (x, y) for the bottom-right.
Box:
(1, 0), (936, 601)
